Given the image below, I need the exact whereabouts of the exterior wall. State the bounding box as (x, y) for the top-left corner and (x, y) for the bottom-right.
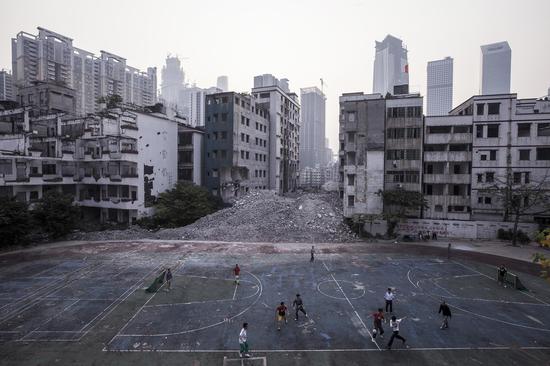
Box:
(204, 92), (270, 201)
(384, 95), (424, 196)
(423, 114), (473, 220)
(427, 57), (453, 116)
(0, 70), (15, 101)
(373, 35), (409, 95)
(339, 93), (385, 217)
(135, 112), (178, 216)
(252, 76), (300, 194)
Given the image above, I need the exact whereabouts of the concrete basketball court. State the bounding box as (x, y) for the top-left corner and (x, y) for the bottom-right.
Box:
(0, 240), (549, 365)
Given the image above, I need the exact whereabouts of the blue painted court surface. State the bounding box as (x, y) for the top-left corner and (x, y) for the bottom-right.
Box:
(0, 241), (549, 365)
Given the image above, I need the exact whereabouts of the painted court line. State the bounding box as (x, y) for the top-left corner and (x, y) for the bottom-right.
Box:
(322, 260), (380, 351)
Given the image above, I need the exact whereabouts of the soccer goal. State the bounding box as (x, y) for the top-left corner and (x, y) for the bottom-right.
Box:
(497, 269), (527, 290)
(223, 356), (267, 366)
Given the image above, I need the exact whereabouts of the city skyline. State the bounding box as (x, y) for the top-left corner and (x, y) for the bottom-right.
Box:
(1, 0), (549, 152)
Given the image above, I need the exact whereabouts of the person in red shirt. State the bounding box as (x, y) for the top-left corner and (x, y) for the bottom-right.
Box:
(371, 308), (385, 338)
(233, 264), (241, 285)
(275, 302), (288, 330)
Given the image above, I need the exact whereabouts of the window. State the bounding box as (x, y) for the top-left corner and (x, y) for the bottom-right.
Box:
(485, 197), (492, 204)
(347, 174), (355, 186)
(221, 131), (227, 140)
(537, 123), (550, 137)
(476, 104), (485, 115)
(537, 148), (550, 160)
(517, 123), (531, 137)
(478, 197), (483, 204)
(240, 150), (245, 159)
(454, 125), (470, 133)
(488, 103), (500, 115)
(425, 184), (433, 195)
(434, 205), (443, 212)
(519, 149), (530, 161)
(487, 124), (499, 138)
(486, 172), (494, 183)
(347, 111), (356, 122)
(476, 125), (483, 138)
(480, 154), (487, 161)
(477, 174), (483, 183)
(347, 132), (355, 143)
(453, 165), (461, 174)
(489, 150), (497, 160)
(0, 159), (12, 175)
(513, 172), (521, 184)
(241, 133), (245, 142)
(525, 172), (530, 183)
(347, 195), (355, 207)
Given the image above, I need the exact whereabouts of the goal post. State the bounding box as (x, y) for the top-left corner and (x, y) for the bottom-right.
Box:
(497, 269), (527, 290)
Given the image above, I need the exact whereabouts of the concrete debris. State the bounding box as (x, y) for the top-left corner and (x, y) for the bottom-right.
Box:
(70, 191), (358, 243)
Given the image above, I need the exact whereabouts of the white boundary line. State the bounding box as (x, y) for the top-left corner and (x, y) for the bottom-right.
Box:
(103, 345), (550, 353)
(322, 260), (380, 351)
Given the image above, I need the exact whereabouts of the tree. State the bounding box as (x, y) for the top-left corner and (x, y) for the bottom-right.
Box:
(33, 191), (80, 238)
(0, 197), (31, 247)
(533, 253), (550, 284)
(152, 182), (221, 228)
(378, 189), (427, 237)
(481, 171), (550, 246)
(97, 94), (123, 109)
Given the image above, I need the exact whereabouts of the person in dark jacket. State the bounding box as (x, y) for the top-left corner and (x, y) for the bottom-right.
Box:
(438, 300), (452, 329)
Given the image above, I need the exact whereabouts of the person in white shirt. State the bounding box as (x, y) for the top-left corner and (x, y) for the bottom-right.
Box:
(384, 288), (395, 313)
(387, 316), (407, 349)
(239, 323), (250, 358)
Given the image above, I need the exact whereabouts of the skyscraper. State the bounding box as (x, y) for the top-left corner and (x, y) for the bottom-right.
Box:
(0, 70), (14, 101)
(373, 35), (409, 96)
(216, 75), (228, 92)
(161, 55), (185, 106)
(300, 86), (326, 169)
(480, 41), (511, 95)
(427, 57), (453, 116)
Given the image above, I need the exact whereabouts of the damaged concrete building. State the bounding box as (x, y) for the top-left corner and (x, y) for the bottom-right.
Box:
(0, 104), (202, 224)
(204, 92), (270, 201)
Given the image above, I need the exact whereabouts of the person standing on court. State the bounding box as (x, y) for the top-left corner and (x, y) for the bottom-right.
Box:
(384, 288), (395, 313)
(497, 265), (507, 287)
(310, 246), (315, 263)
(371, 308), (385, 338)
(164, 268), (173, 291)
(438, 300), (452, 329)
(233, 264), (241, 285)
(239, 322), (250, 358)
(387, 315), (407, 350)
(275, 302), (288, 331)
(293, 294), (308, 321)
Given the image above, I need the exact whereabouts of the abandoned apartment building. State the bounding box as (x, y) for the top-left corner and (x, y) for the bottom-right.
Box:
(0, 104), (202, 224)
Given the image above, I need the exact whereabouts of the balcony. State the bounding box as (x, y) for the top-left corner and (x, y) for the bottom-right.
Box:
(425, 133), (471, 145)
(427, 195), (471, 206)
(424, 151), (471, 162)
(423, 174), (470, 184)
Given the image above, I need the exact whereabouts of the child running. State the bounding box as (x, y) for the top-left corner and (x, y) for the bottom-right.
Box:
(292, 294), (308, 321)
(371, 308), (385, 338)
(387, 316), (407, 350)
(276, 302), (288, 330)
(233, 264), (241, 285)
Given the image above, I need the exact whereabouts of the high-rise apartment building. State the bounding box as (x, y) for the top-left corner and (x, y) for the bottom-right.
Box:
(216, 76), (228, 92)
(11, 27), (157, 116)
(0, 70), (14, 101)
(373, 35), (409, 96)
(427, 57), (453, 116)
(480, 41), (511, 95)
(252, 74), (300, 193)
(299, 86), (326, 169)
(204, 92), (270, 201)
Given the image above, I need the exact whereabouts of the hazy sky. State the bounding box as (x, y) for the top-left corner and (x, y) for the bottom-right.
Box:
(2, 0), (550, 152)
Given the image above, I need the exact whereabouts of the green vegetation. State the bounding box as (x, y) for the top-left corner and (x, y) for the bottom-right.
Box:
(32, 191), (81, 238)
(0, 197), (32, 247)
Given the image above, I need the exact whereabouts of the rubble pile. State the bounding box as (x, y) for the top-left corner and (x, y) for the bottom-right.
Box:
(71, 191), (358, 243)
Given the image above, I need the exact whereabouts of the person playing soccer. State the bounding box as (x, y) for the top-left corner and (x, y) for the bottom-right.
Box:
(497, 265), (507, 287)
(384, 288), (395, 313)
(239, 322), (250, 358)
(233, 264), (241, 285)
(387, 315), (408, 350)
(371, 308), (385, 338)
(164, 268), (173, 291)
(438, 300), (452, 329)
(292, 294), (308, 321)
(276, 302), (288, 330)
